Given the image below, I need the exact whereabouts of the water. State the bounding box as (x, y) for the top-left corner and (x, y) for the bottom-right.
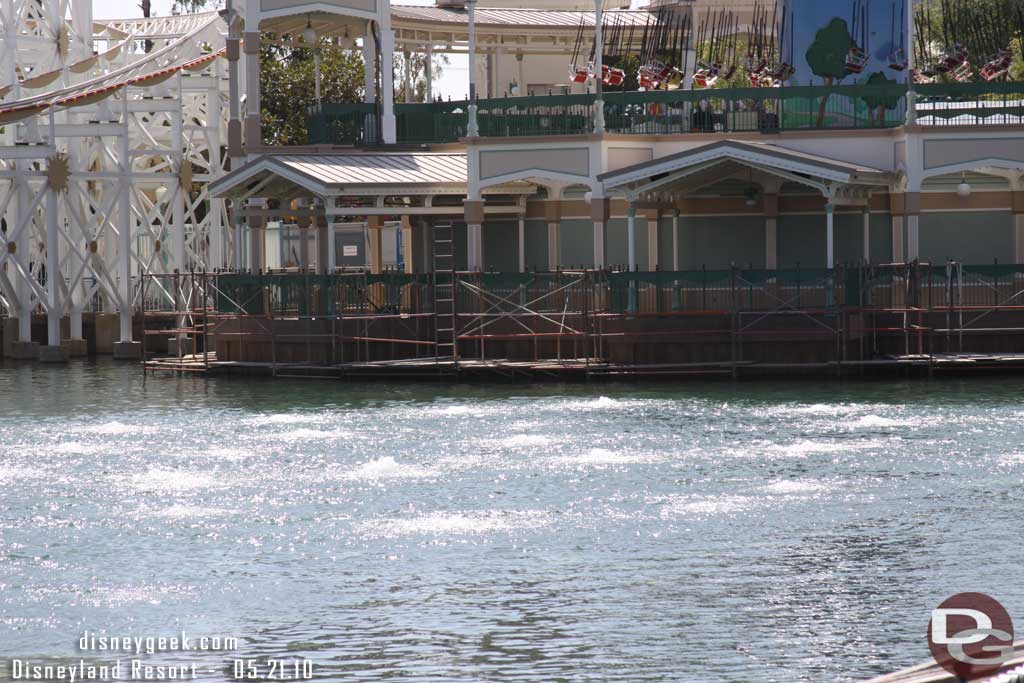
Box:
(1, 360), (1023, 682)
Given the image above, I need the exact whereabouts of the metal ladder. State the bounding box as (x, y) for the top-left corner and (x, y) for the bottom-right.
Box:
(432, 222), (458, 364)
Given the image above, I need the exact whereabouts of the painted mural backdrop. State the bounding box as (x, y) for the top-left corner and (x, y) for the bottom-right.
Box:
(787, 0), (909, 86)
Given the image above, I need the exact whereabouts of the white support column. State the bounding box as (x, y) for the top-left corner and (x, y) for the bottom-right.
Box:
(647, 211), (658, 270)
(226, 6), (242, 166)
(765, 217), (778, 270)
(243, 13), (261, 153)
(298, 218), (310, 270)
(764, 193), (778, 270)
(907, 213), (920, 261)
(672, 209), (680, 270)
(466, 0), (480, 137)
(825, 201), (835, 269)
(403, 51), (413, 103)
(627, 203), (637, 270)
(518, 214), (526, 272)
(547, 221), (560, 271)
(208, 59), (225, 269)
(891, 215), (905, 263)
(627, 202), (638, 312)
(592, 198), (607, 270)
(118, 96), (133, 344)
(465, 197), (484, 271)
(401, 216), (414, 275)
(467, 223), (483, 271)
(593, 0), (605, 134)
(173, 82), (186, 276)
(517, 52), (526, 96)
(425, 46), (433, 101)
(862, 207), (871, 263)
(234, 214), (245, 271)
(45, 182), (61, 348)
(1015, 191), (1024, 264)
(363, 28), (377, 104)
(379, 20), (397, 144)
(593, 220), (606, 268)
(326, 220), (337, 272)
(905, 0), (917, 127)
(13, 166), (33, 344)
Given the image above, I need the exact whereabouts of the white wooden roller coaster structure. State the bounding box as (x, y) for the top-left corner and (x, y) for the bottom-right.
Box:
(0, 0), (229, 350)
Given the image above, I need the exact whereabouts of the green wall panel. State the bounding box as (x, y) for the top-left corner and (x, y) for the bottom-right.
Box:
(918, 212), (1014, 264)
(677, 215), (765, 269)
(525, 220), (548, 270)
(778, 214), (827, 268)
(559, 219), (594, 268)
(482, 220), (518, 272)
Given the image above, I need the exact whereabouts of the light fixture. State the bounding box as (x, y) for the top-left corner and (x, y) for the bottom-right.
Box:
(339, 27), (354, 51)
(957, 172), (972, 198)
(584, 191), (593, 205)
(743, 180), (760, 207)
(302, 16), (316, 46)
(155, 185), (167, 203)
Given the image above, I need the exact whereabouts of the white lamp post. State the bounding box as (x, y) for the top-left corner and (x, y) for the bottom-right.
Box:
(304, 17), (321, 105)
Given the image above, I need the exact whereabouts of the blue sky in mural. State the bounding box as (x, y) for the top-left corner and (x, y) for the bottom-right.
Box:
(787, 0), (909, 85)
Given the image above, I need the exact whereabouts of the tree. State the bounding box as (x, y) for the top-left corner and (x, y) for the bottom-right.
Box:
(806, 18), (853, 126)
(861, 71), (900, 125)
(395, 52), (451, 102)
(171, 0), (218, 13)
(260, 42), (365, 145)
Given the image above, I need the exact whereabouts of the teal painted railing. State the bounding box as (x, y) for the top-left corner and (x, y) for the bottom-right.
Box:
(306, 81), (1024, 146)
(476, 93), (598, 137)
(395, 101), (469, 143)
(307, 102), (378, 146)
(915, 81), (1024, 125)
(602, 83), (907, 134)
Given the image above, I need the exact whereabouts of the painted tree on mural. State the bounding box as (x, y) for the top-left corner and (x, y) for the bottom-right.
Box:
(861, 71), (901, 125)
(805, 18), (853, 127)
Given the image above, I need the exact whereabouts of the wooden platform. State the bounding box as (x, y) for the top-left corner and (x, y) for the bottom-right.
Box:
(142, 350), (1024, 381)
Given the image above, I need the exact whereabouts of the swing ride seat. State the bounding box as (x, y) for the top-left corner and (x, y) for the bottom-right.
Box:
(888, 49), (907, 72)
(952, 62), (973, 83)
(601, 65), (625, 87)
(941, 45), (969, 70)
(570, 65), (592, 84)
(980, 51), (1013, 82)
(845, 47), (869, 74)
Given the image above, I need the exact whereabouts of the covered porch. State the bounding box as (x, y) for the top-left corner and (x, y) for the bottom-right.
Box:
(208, 152), (535, 274)
(597, 140), (896, 272)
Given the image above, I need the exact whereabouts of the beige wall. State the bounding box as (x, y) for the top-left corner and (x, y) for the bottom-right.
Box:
(478, 147), (591, 182)
(260, 0), (376, 12)
(923, 136), (1024, 170)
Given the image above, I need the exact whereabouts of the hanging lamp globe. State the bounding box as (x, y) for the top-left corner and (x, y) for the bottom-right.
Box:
(339, 28), (355, 51)
(957, 174), (971, 198)
(303, 20), (316, 46)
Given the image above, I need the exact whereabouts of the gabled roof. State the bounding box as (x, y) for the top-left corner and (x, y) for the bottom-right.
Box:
(599, 140), (892, 191)
(209, 153), (469, 198)
(391, 5), (651, 29)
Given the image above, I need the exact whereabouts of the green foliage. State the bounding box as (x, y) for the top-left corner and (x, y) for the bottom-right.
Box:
(171, 0), (216, 13)
(260, 42), (365, 146)
(806, 18), (854, 84)
(861, 71), (901, 123)
(395, 52), (451, 102)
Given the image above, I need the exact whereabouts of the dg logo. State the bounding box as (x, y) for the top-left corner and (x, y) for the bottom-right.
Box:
(928, 592), (1015, 681)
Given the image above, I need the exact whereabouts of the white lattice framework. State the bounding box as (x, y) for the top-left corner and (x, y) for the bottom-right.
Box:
(0, 1), (229, 350)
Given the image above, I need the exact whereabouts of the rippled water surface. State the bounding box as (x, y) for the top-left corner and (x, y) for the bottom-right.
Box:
(2, 359), (1023, 682)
